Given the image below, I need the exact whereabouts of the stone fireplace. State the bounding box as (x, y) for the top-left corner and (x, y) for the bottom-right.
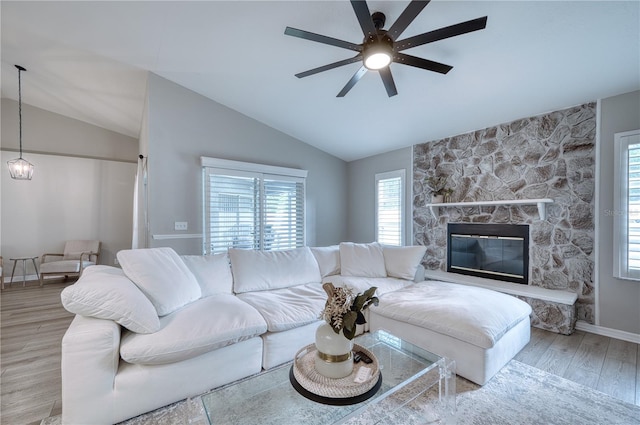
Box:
(413, 102), (596, 333)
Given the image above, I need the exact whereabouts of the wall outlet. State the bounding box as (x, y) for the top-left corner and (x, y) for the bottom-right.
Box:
(175, 221), (188, 231)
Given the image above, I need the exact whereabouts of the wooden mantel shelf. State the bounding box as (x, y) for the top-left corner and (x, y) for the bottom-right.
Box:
(426, 198), (554, 220)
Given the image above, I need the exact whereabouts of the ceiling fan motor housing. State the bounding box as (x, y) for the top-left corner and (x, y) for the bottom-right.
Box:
(363, 30), (393, 69)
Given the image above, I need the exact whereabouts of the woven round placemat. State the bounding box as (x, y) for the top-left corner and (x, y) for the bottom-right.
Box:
(292, 343), (380, 399)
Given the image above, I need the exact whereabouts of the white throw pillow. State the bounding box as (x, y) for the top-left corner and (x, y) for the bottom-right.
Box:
(382, 245), (427, 280)
(310, 245), (341, 277)
(181, 253), (233, 296)
(229, 247), (322, 293)
(61, 265), (160, 334)
(117, 247), (202, 316)
(339, 242), (387, 278)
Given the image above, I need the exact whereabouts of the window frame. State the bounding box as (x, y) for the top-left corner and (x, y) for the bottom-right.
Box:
(375, 169), (405, 246)
(201, 157), (307, 254)
(613, 129), (640, 281)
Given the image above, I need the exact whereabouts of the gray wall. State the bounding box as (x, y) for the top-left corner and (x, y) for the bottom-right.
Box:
(1, 99), (138, 271)
(144, 74), (348, 253)
(2, 98), (138, 162)
(346, 147), (412, 243)
(597, 90), (640, 334)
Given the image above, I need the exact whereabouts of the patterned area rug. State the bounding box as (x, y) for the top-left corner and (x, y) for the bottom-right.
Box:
(42, 360), (639, 425)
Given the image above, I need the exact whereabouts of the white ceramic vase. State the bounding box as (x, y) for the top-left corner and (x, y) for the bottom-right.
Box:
(314, 323), (354, 379)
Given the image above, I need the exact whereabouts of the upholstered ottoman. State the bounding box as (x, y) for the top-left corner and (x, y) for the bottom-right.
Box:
(369, 280), (532, 385)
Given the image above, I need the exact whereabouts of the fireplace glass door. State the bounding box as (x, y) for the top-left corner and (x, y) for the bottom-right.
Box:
(447, 223), (529, 284)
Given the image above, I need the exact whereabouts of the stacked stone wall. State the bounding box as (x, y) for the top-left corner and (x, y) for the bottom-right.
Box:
(413, 102), (596, 324)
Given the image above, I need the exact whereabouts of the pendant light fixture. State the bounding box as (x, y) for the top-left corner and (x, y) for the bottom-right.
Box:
(7, 65), (34, 180)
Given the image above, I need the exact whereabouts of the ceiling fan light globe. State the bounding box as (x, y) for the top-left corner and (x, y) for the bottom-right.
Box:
(365, 52), (391, 70)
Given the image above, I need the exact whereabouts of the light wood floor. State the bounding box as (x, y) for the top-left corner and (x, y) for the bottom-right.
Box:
(1, 280), (639, 425)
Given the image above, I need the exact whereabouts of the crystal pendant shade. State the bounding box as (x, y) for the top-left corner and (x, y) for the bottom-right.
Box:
(7, 157), (35, 180)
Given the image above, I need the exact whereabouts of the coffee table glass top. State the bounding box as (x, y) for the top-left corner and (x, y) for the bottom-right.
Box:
(202, 330), (449, 425)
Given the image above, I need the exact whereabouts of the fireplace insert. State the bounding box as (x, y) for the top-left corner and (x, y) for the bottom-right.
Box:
(447, 223), (529, 284)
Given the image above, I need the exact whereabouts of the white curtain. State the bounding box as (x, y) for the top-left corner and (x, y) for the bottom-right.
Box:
(132, 155), (148, 249)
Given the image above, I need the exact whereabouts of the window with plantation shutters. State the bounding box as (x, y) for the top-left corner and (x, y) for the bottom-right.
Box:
(613, 129), (640, 281)
(375, 170), (405, 246)
(202, 157), (307, 254)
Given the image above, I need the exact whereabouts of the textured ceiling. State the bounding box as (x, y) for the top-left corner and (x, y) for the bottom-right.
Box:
(1, 1), (639, 161)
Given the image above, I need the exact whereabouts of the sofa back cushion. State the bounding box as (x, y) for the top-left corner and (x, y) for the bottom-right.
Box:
(310, 245), (340, 278)
(117, 247), (201, 316)
(383, 245), (427, 280)
(61, 265), (160, 334)
(230, 247), (321, 293)
(339, 242), (387, 278)
(181, 253), (233, 296)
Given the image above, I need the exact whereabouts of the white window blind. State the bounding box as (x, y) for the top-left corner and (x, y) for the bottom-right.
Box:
(263, 178), (305, 250)
(375, 170), (405, 246)
(613, 129), (640, 281)
(202, 158), (306, 254)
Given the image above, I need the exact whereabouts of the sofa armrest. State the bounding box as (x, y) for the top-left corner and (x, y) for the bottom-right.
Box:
(62, 315), (121, 425)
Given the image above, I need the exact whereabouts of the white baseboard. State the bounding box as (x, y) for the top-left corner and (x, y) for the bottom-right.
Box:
(2, 273), (40, 283)
(575, 320), (640, 344)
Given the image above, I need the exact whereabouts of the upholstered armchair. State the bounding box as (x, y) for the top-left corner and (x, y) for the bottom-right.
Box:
(40, 240), (101, 286)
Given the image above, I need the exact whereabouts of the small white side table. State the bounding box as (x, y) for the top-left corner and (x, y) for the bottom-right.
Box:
(6, 256), (39, 289)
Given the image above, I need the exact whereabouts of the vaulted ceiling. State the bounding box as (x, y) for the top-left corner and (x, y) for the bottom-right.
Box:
(1, 1), (638, 161)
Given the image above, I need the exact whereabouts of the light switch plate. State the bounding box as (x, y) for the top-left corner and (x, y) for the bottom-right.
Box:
(175, 221), (188, 231)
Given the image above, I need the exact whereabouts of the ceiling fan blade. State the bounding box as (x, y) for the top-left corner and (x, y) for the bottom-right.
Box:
(350, 0), (377, 39)
(387, 0), (431, 41)
(395, 16), (488, 51)
(295, 55), (363, 78)
(337, 66), (368, 97)
(394, 53), (452, 74)
(285, 27), (361, 52)
(379, 67), (398, 97)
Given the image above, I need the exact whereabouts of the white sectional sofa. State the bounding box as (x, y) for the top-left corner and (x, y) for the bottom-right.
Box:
(60, 242), (531, 424)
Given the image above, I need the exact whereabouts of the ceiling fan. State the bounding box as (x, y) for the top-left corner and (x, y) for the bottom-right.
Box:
(284, 0), (487, 97)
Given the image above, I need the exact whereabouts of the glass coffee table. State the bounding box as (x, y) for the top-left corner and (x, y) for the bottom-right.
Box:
(202, 330), (455, 425)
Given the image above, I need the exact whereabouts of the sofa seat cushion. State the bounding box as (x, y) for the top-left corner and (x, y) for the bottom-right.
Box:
(237, 283), (326, 332)
(373, 280), (532, 349)
(120, 294), (267, 365)
(323, 276), (411, 296)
